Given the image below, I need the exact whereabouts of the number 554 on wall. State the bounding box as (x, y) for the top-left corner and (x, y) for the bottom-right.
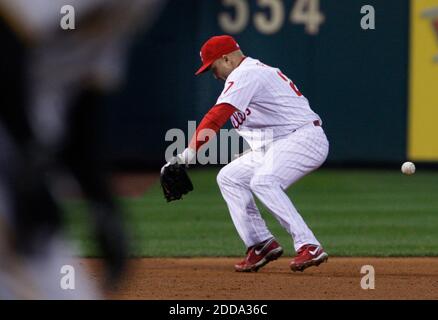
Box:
(218, 0), (325, 35)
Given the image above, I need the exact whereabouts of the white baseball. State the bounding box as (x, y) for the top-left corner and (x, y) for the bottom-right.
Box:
(401, 162), (415, 175)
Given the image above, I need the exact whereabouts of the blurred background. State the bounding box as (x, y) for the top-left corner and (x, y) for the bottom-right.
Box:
(1, 0), (433, 168)
(101, 0), (435, 168)
(0, 0), (437, 299)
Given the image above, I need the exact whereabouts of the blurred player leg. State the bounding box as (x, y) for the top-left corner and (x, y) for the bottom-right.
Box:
(0, 14), (62, 257)
(0, 122), (100, 299)
(59, 88), (127, 283)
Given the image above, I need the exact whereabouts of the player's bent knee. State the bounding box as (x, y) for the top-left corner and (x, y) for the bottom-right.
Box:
(250, 175), (280, 193)
(216, 167), (233, 187)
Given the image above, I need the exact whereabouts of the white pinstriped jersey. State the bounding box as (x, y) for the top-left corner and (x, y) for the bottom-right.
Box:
(216, 57), (321, 150)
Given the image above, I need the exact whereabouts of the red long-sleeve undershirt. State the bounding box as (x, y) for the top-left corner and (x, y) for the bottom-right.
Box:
(189, 103), (237, 151)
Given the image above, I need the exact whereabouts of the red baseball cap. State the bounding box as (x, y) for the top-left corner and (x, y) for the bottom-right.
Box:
(195, 35), (240, 75)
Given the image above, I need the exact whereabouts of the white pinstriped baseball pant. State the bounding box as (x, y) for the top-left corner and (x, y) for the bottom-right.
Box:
(216, 124), (329, 251)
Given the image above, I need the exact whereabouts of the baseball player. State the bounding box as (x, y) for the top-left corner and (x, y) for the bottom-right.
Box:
(169, 35), (329, 272)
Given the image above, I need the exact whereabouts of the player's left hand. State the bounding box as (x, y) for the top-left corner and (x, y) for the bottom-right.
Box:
(160, 147), (196, 172)
(160, 162), (194, 202)
(160, 148), (196, 202)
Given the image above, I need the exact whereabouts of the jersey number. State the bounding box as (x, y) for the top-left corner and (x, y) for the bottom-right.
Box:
(223, 81), (235, 94)
(277, 71), (302, 96)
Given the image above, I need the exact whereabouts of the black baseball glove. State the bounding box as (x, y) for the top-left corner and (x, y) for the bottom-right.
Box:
(160, 162), (193, 202)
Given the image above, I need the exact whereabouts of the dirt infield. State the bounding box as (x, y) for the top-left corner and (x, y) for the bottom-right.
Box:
(82, 257), (438, 300)
(111, 173), (159, 197)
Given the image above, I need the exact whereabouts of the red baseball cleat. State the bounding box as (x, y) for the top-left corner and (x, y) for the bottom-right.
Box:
(235, 238), (283, 272)
(290, 244), (328, 272)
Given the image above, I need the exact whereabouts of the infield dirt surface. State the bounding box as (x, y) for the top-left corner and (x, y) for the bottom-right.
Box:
(82, 257), (438, 300)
